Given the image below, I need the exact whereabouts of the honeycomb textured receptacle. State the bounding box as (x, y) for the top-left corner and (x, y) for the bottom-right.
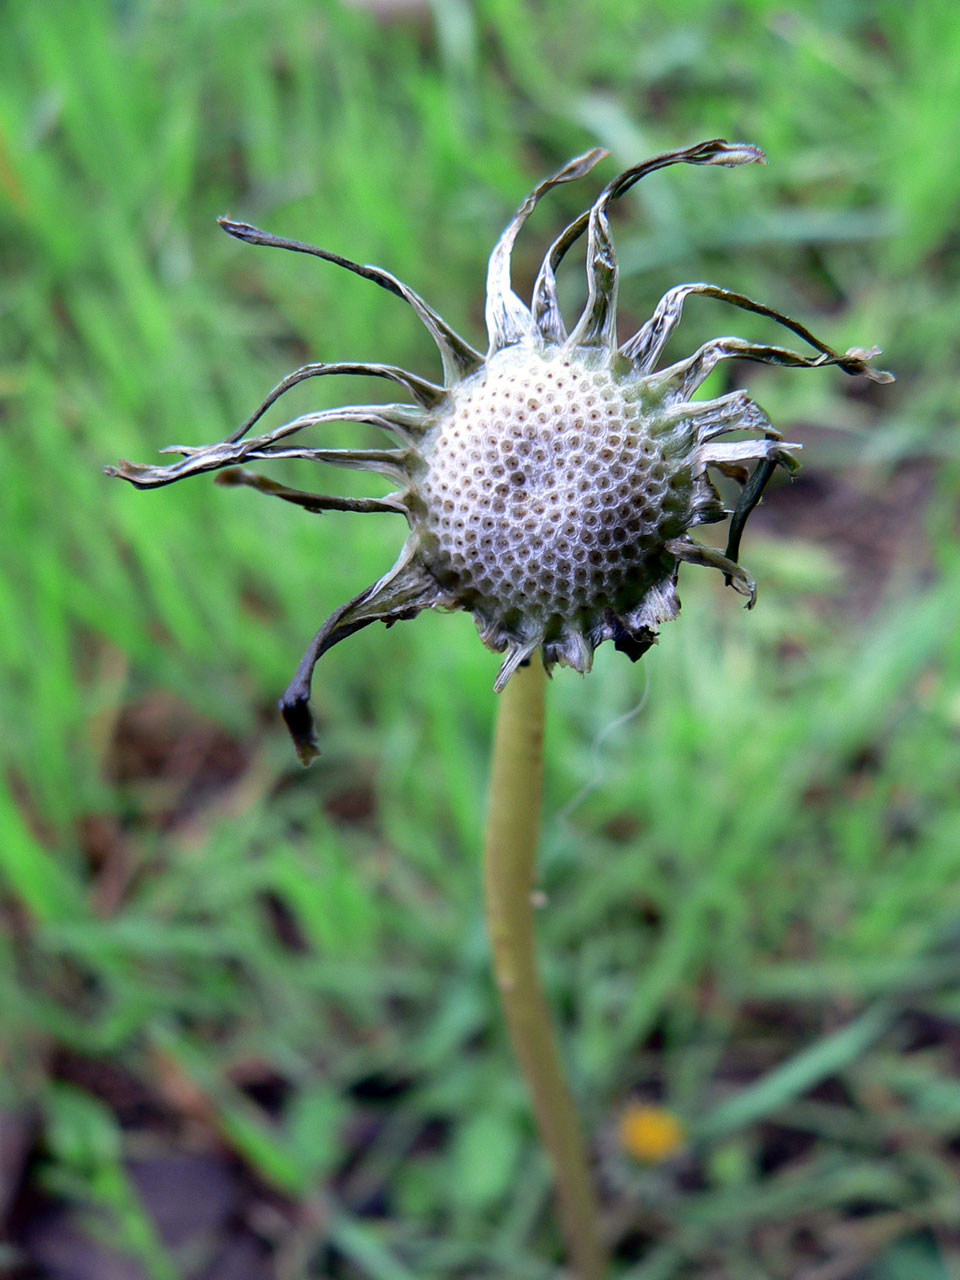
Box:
(419, 348), (690, 651)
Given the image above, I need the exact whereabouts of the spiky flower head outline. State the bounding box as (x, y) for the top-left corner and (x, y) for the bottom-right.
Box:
(108, 140), (891, 763)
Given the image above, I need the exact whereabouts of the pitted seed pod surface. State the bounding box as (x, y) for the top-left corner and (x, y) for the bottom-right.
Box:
(418, 348), (688, 621)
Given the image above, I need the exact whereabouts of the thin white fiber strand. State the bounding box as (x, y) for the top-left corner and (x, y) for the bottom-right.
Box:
(557, 668), (650, 825)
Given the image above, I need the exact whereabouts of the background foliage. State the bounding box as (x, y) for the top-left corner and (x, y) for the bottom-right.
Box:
(2, 1), (959, 1277)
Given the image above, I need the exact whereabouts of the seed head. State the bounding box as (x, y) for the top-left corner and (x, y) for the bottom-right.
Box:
(108, 139), (891, 763)
(419, 346), (720, 687)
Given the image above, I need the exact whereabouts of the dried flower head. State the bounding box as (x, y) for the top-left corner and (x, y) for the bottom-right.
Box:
(108, 140), (891, 763)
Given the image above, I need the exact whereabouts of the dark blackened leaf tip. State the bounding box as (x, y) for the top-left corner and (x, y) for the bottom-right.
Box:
(280, 697), (320, 766)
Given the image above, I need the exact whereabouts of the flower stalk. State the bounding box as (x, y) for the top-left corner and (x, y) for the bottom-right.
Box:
(484, 660), (606, 1280)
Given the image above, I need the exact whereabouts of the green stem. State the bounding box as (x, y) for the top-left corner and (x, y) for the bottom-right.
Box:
(483, 660), (607, 1280)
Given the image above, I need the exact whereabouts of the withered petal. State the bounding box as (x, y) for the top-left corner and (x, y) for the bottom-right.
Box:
(218, 218), (482, 385)
(281, 550), (443, 764)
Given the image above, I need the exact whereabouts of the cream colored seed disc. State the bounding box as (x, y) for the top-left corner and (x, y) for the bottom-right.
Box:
(420, 349), (675, 618)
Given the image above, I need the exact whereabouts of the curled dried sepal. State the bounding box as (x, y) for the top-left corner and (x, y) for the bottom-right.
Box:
(223, 362), (446, 447)
(693, 439), (801, 471)
(493, 639), (542, 694)
(485, 148), (607, 354)
(649, 337), (892, 404)
(564, 198), (619, 353)
(218, 219), (482, 386)
(666, 538), (757, 607)
(106, 405), (422, 489)
(279, 549), (444, 764)
(214, 468), (408, 516)
(622, 281), (889, 377)
(664, 391), (777, 444)
(235, 447), (411, 481)
(533, 140), (766, 345)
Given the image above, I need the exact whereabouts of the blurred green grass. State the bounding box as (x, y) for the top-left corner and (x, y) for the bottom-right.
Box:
(1, 1), (959, 1277)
